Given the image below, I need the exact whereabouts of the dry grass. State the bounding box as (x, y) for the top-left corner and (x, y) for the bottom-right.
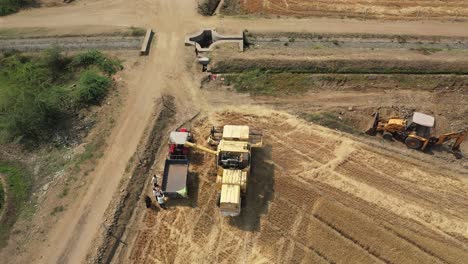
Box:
(232, 0), (468, 20)
(212, 58), (468, 74)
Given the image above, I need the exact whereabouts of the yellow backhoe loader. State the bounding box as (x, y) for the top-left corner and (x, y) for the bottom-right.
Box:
(184, 125), (263, 216)
(366, 112), (466, 157)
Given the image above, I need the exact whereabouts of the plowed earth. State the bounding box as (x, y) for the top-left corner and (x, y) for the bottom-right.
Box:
(239, 0), (468, 20)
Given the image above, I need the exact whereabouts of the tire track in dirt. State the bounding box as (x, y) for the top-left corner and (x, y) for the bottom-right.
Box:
(336, 157), (468, 219)
(95, 95), (176, 264)
(271, 195), (390, 263)
(124, 108), (468, 263)
(380, 225), (449, 264)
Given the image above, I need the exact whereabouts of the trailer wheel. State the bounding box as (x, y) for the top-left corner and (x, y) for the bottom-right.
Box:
(216, 194), (221, 207)
(405, 137), (423, 149)
(382, 132), (393, 141)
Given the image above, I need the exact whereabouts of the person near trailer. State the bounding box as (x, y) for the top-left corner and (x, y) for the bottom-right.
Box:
(153, 183), (167, 210)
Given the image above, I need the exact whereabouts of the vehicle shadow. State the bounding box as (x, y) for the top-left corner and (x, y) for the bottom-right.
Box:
(426, 144), (464, 159)
(229, 144), (275, 232)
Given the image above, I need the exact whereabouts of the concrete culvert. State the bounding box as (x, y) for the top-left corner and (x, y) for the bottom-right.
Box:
(185, 29), (244, 52)
(190, 30), (213, 48)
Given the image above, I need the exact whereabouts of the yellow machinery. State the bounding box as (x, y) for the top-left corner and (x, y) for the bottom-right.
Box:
(366, 112), (467, 156)
(185, 125), (262, 216)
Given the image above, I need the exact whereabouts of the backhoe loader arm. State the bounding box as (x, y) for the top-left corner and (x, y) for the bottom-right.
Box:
(435, 130), (467, 151)
(184, 141), (218, 155)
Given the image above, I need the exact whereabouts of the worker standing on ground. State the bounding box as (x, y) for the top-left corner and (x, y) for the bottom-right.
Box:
(152, 174), (159, 185)
(153, 184), (167, 210)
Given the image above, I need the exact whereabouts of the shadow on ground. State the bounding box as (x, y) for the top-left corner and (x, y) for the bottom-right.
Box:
(229, 144), (275, 232)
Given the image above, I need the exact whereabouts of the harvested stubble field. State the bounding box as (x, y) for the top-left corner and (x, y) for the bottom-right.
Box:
(124, 109), (468, 264)
(232, 0), (468, 20)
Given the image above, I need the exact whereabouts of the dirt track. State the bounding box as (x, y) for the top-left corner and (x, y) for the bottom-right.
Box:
(1, 1), (468, 264)
(123, 109), (468, 264)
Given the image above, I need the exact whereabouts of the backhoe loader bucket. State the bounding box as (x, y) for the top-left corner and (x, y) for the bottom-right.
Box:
(365, 112), (380, 136)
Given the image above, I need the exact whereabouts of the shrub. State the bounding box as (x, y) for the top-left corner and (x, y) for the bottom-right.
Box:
(0, 0), (32, 16)
(42, 46), (69, 81)
(0, 162), (32, 248)
(0, 55), (67, 140)
(0, 49), (120, 142)
(70, 49), (122, 75)
(74, 70), (112, 105)
(130, 26), (146, 37)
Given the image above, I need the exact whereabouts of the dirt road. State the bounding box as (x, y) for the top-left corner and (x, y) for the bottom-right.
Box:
(2, 1), (468, 38)
(2, 0), (468, 263)
(15, 1), (215, 263)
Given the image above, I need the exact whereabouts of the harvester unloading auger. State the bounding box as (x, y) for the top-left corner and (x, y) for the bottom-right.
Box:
(185, 125), (263, 216)
(366, 111), (467, 158)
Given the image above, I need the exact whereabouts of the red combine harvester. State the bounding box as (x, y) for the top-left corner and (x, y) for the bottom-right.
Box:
(162, 128), (192, 198)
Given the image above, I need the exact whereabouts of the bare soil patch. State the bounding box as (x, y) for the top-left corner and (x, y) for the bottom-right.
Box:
(228, 0), (468, 21)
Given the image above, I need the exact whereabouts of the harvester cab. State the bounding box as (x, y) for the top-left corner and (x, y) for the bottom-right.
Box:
(168, 128), (192, 158)
(184, 125), (263, 216)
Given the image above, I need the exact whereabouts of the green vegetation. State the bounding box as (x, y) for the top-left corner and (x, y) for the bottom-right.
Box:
(73, 134), (106, 172)
(70, 49), (122, 75)
(0, 162), (31, 247)
(0, 0), (32, 16)
(224, 70), (311, 95)
(302, 112), (359, 134)
(0, 48), (121, 142)
(130, 26), (146, 37)
(220, 72), (468, 96)
(74, 70), (112, 105)
(0, 26), (147, 40)
(0, 180), (4, 213)
(213, 58), (468, 75)
(50, 205), (65, 216)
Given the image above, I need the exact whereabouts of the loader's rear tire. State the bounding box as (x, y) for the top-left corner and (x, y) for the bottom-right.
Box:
(382, 132), (393, 141)
(405, 137), (423, 149)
